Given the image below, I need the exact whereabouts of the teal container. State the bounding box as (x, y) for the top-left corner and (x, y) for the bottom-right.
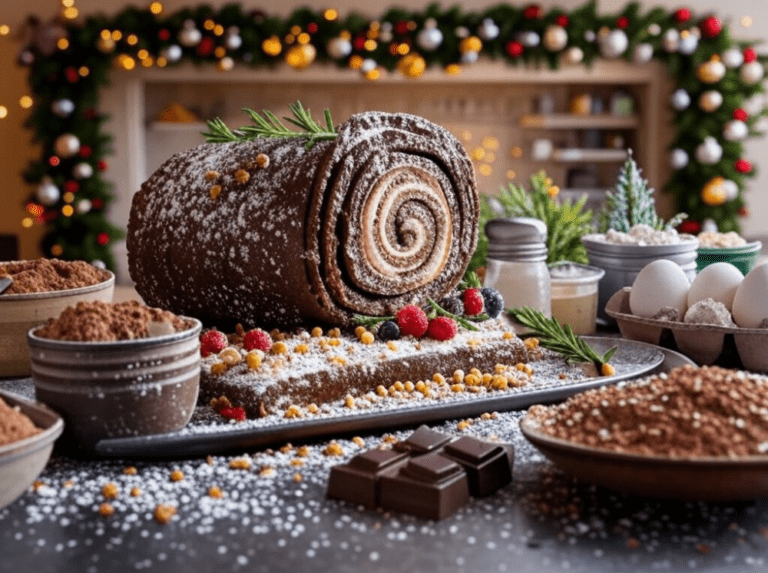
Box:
(696, 241), (762, 275)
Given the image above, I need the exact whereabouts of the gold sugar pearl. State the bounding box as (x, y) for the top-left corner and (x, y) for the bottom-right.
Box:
(102, 482), (118, 499)
(290, 459), (305, 467)
(524, 338), (539, 350)
(234, 169), (250, 184)
(271, 341), (288, 354)
(433, 373), (446, 385)
(344, 394), (355, 408)
(208, 486), (224, 498)
(123, 466), (137, 475)
(169, 470), (184, 482)
(209, 185), (222, 200)
(324, 442), (344, 456)
(259, 466), (276, 477)
(204, 170), (219, 181)
(451, 383), (465, 393)
(293, 473), (303, 483)
(502, 331), (515, 340)
(255, 153), (270, 168)
(307, 403), (319, 414)
(153, 504), (177, 525)
(294, 344), (309, 354)
(284, 405), (302, 418)
(354, 326), (367, 338)
(328, 328), (341, 338)
(387, 341), (398, 351)
(352, 436), (365, 447)
(404, 381), (415, 392)
(210, 362), (227, 375)
(245, 350), (262, 369)
(311, 327), (323, 338)
(452, 370), (465, 383)
(376, 385), (387, 397)
(228, 458), (252, 470)
(219, 346), (242, 366)
(98, 503), (115, 517)
(360, 331), (374, 344)
(457, 420), (471, 431)
(296, 445), (311, 457)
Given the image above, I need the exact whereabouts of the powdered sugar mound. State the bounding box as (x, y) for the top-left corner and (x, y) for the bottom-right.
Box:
(584, 224), (696, 246)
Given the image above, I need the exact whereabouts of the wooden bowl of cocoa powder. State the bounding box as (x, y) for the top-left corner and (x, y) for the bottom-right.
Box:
(0, 259), (114, 377)
(26, 300), (201, 450)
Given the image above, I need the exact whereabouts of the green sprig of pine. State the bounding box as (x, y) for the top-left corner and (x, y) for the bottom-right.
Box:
(202, 102), (337, 150)
(508, 306), (617, 371)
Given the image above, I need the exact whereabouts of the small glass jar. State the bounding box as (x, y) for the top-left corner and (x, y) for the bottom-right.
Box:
(483, 217), (551, 317)
(549, 262), (605, 334)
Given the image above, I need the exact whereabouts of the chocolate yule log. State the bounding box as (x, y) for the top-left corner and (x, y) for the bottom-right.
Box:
(127, 111), (478, 327)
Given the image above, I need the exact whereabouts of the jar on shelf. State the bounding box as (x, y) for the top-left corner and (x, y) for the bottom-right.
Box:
(483, 217), (551, 318)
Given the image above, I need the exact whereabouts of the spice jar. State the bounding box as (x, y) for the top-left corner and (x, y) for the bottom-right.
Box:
(483, 217), (551, 317)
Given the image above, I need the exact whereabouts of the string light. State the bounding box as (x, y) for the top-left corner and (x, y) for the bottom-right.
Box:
(126, 34), (139, 45)
(479, 164), (493, 176)
(482, 136), (500, 150)
(214, 46), (226, 58)
(510, 146), (523, 158)
(506, 170), (517, 179)
(324, 9), (338, 21)
(204, 19), (215, 31)
(741, 15), (753, 28)
(141, 56), (153, 67)
(78, 66), (89, 76)
(137, 49), (149, 60)
(57, 38), (70, 50)
(262, 36), (282, 56)
(63, 192), (75, 203)
(63, 7), (78, 19)
(297, 33), (310, 45)
(21, 218), (34, 229)
(149, 2), (163, 15)
(111, 30), (122, 41)
(471, 147), (486, 161)
(62, 205), (74, 217)
(19, 96), (33, 109)
(213, 24), (224, 36)
(364, 39), (377, 51)
(0, 24), (10, 36)
(0, 106), (8, 119)
(50, 245), (63, 256)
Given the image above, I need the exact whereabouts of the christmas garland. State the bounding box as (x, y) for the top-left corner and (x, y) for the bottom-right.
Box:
(16, 1), (768, 269)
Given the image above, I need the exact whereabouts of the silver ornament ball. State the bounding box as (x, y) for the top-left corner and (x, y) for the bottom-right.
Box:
(633, 43), (653, 64)
(543, 25), (568, 52)
(698, 90), (723, 113)
(51, 99), (75, 118)
(161, 45), (183, 62)
(54, 133), (80, 158)
(178, 20), (202, 47)
(36, 179), (60, 206)
(478, 18), (499, 41)
(669, 148), (689, 169)
(75, 199), (92, 214)
(671, 89), (691, 111)
(740, 61), (765, 85)
(723, 119), (749, 141)
(416, 26), (443, 51)
(722, 48), (743, 68)
(695, 137), (723, 165)
(600, 29), (628, 58)
(73, 162), (94, 179)
(327, 37), (352, 59)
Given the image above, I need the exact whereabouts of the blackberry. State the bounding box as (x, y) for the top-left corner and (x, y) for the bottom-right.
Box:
(481, 287), (504, 318)
(438, 296), (464, 316)
(377, 320), (401, 341)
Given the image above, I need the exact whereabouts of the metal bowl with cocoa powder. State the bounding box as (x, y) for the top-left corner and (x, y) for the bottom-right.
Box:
(0, 260), (115, 377)
(26, 305), (202, 450)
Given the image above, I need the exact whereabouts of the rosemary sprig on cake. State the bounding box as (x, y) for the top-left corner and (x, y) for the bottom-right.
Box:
(508, 306), (616, 376)
(202, 101), (337, 149)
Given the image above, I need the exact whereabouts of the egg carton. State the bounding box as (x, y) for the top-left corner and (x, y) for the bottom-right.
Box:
(605, 287), (768, 372)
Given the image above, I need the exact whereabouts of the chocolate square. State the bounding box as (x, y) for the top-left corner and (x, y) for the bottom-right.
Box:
(327, 448), (409, 508)
(395, 425), (451, 455)
(443, 436), (513, 497)
(379, 452), (470, 520)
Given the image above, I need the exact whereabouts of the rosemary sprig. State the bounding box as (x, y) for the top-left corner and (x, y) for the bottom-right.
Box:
(353, 314), (394, 329)
(426, 298), (479, 331)
(508, 306), (617, 372)
(202, 101), (337, 149)
(352, 298), (482, 333)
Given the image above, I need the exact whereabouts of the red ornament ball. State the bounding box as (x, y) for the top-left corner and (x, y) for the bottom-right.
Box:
(523, 4), (542, 20)
(733, 108), (748, 121)
(49, 156), (60, 167)
(79, 145), (93, 158)
(98, 160), (108, 171)
(701, 16), (722, 38)
(555, 15), (569, 27)
(196, 36), (215, 57)
(243, 329), (272, 352)
(91, 199), (103, 209)
(158, 29), (171, 41)
(616, 16), (630, 29)
(739, 206), (749, 217)
(679, 220), (701, 235)
(743, 47), (757, 63)
(735, 159), (752, 173)
(307, 22), (318, 34)
(96, 232), (110, 246)
(506, 40), (524, 57)
(64, 180), (79, 194)
(394, 20), (410, 36)
(353, 35), (366, 51)
(396, 305), (429, 338)
(674, 8), (691, 24)
(82, 108), (98, 120)
(200, 330), (228, 357)
(64, 67), (79, 83)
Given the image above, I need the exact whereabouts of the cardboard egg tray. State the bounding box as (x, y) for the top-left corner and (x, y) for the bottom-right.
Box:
(605, 287), (768, 372)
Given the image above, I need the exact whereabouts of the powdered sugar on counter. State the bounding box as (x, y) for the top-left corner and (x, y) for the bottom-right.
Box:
(583, 224), (696, 246)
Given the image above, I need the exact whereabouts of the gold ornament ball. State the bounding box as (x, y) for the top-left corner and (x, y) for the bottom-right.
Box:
(698, 90), (723, 112)
(397, 53), (426, 78)
(701, 176), (727, 206)
(459, 36), (482, 54)
(97, 36), (115, 54)
(696, 59), (726, 84)
(285, 43), (316, 70)
(217, 57), (235, 72)
(543, 25), (568, 52)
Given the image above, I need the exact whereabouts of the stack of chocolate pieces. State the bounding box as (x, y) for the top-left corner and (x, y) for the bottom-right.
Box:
(327, 426), (513, 520)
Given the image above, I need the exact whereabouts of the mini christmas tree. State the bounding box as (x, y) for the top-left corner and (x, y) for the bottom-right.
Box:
(597, 150), (686, 233)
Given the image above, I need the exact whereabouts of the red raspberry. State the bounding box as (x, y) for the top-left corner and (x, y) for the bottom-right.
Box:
(427, 317), (458, 341)
(219, 406), (246, 421)
(396, 305), (429, 338)
(243, 329), (272, 352)
(200, 330), (227, 357)
(462, 288), (484, 316)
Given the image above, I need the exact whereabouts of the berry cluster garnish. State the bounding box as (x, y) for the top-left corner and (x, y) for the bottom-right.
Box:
(243, 328), (272, 352)
(200, 330), (228, 357)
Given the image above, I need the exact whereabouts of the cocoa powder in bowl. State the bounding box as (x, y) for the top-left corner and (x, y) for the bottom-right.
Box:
(0, 259), (111, 295)
(528, 365), (768, 458)
(34, 300), (194, 342)
(0, 396), (41, 446)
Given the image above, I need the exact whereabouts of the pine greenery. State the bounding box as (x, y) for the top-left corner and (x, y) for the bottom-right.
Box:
(597, 150), (686, 233)
(468, 172), (593, 273)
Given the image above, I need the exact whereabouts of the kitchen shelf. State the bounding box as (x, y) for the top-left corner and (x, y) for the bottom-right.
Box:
(519, 113), (639, 129)
(551, 148), (629, 163)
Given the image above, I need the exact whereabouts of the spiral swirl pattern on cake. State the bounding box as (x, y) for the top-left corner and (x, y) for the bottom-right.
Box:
(128, 111), (478, 327)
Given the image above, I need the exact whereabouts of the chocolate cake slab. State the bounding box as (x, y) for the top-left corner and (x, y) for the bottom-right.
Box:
(199, 320), (530, 417)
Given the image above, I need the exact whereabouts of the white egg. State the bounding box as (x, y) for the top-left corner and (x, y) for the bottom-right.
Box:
(732, 263), (768, 327)
(629, 259), (690, 317)
(687, 262), (743, 311)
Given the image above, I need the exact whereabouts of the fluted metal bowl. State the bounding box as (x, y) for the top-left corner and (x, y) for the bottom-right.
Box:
(27, 318), (201, 450)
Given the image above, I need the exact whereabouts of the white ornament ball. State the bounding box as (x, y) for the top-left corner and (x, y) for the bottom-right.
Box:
(723, 120), (749, 141)
(662, 29), (679, 52)
(669, 148), (689, 169)
(416, 26), (443, 51)
(647, 23), (661, 36)
(678, 34), (698, 55)
(519, 31), (540, 48)
(563, 46), (584, 65)
(461, 50), (479, 64)
(327, 37), (352, 59)
(543, 25), (568, 52)
(73, 162), (93, 179)
(600, 29), (628, 58)
(36, 179), (60, 206)
(224, 28), (242, 51)
(91, 260), (107, 270)
(75, 199), (92, 214)
(161, 44), (183, 62)
(477, 18), (499, 41)
(379, 29), (393, 43)
(633, 43), (653, 64)
(722, 47), (744, 69)
(671, 89), (691, 111)
(698, 90), (723, 112)
(740, 61), (765, 85)
(722, 179), (739, 200)
(178, 20), (202, 47)
(701, 218), (718, 234)
(217, 56), (235, 72)
(51, 99), (75, 118)
(584, 30), (596, 42)
(360, 59), (377, 74)
(695, 137), (723, 165)
(54, 134), (80, 158)
(455, 26), (469, 39)
(743, 93), (765, 116)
